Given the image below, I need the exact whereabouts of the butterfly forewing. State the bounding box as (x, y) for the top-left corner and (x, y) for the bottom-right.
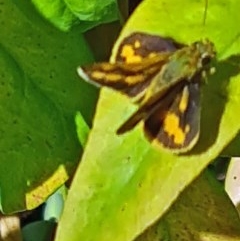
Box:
(78, 33), (179, 100)
(78, 53), (171, 99)
(115, 32), (177, 63)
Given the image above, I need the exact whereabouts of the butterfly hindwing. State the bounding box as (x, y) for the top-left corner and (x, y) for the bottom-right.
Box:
(144, 82), (200, 152)
(116, 78), (186, 135)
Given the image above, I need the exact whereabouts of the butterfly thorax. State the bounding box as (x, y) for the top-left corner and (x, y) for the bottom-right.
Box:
(141, 40), (215, 106)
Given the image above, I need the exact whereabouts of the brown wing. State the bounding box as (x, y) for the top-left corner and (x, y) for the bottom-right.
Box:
(144, 82), (200, 153)
(116, 80), (186, 134)
(115, 32), (177, 63)
(117, 81), (200, 153)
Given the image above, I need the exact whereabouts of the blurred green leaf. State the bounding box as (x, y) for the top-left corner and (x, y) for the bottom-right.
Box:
(222, 133), (240, 156)
(0, 0), (98, 213)
(30, 0), (119, 31)
(64, 0), (118, 21)
(22, 221), (56, 241)
(56, 0), (240, 241)
(30, 0), (79, 31)
(75, 111), (90, 147)
(136, 170), (240, 241)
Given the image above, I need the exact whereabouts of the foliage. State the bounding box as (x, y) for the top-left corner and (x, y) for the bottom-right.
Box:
(1, 0), (240, 240)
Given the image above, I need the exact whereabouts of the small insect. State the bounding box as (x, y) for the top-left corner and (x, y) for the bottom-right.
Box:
(77, 32), (215, 153)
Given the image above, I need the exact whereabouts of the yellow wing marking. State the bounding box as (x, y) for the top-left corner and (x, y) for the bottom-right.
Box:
(120, 44), (143, 63)
(134, 40), (141, 48)
(163, 112), (190, 145)
(179, 86), (189, 113)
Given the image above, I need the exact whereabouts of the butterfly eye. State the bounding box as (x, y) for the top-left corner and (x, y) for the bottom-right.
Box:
(201, 53), (212, 66)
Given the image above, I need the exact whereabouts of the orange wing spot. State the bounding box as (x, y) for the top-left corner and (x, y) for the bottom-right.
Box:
(134, 40), (141, 48)
(179, 87), (189, 113)
(148, 52), (158, 58)
(121, 44), (134, 58)
(120, 44), (142, 63)
(105, 73), (123, 82)
(91, 71), (106, 80)
(100, 63), (116, 71)
(127, 55), (143, 63)
(185, 124), (190, 133)
(126, 75), (145, 84)
(163, 112), (186, 145)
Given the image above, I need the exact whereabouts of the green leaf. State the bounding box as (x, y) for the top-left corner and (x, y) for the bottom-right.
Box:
(136, 170), (240, 241)
(30, 0), (79, 31)
(56, 0), (240, 241)
(75, 111), (90, 147)
(22, 221), (56, 241)
(64, 0), (118, 21)
(222, 133), (240, 156)
(30, 0), (119, 31)
(0, 0), (98, 213)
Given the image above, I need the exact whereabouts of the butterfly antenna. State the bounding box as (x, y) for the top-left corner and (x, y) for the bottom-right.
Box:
(202, 0), (208, 25)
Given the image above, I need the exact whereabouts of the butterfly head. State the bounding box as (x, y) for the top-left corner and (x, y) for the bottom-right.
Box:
(194, 40), (216, 68)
